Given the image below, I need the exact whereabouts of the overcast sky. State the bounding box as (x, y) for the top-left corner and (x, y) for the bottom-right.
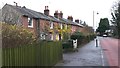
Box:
(0, 0), (118, 28)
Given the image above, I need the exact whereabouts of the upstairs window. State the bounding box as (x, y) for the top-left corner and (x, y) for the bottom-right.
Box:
(28, 17), (33, 28)
(50, 22), (53, 29)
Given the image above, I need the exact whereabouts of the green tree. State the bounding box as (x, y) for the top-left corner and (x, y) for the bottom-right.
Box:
(97, 18), (110, 35)
(111, 1), (120, 38)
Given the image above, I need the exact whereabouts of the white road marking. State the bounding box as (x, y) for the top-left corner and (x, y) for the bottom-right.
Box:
(97, 37), (105, 66)
(101, 50), (105, 66)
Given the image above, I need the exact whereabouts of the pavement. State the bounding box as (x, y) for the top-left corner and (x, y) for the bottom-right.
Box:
(55, 37), (109, 66)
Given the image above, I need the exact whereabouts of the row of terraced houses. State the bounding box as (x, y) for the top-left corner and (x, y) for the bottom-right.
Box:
(2, 4), (94, 41)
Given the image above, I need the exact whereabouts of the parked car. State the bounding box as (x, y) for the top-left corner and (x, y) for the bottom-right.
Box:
(103, 34), (107, 37)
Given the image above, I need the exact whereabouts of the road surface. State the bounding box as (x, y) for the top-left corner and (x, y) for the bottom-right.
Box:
(100, 37), (119, 67)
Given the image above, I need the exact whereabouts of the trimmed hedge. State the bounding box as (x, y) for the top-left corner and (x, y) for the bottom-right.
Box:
(62, 31), (96, 49)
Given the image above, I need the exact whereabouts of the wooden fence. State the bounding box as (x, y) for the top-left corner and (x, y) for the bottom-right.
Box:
(2, 41), (63, 66)
(0, 48), (2, 68)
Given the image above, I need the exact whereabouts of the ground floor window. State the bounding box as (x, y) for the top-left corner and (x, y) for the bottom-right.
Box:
(59, 34), (61, 40)
(50, 33), (53, 40)
(55, 34), (59, 41)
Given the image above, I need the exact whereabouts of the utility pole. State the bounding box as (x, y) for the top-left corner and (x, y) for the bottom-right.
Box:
(93, 11), (99, 47)
(93, 11), (95, 33)
(93, 11), (99, 34)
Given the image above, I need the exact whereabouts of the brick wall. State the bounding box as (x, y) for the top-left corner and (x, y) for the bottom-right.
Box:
(21, 16), (37, 36)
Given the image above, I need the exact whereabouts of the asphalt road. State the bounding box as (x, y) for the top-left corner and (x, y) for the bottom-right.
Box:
(99, 37), (119, 67)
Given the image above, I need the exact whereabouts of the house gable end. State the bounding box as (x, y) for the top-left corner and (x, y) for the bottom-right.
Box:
(2, 4), (22, 25)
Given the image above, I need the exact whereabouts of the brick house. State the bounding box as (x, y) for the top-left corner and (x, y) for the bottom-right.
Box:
(2, 4), (61, 41)
(2, 4), (93, 41)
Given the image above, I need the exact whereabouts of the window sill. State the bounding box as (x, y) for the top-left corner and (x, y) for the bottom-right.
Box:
(28, 26), (33, 28)
(50, 28), (53, 29)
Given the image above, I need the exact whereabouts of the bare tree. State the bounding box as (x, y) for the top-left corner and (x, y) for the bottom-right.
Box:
(111, 1), (120, 38)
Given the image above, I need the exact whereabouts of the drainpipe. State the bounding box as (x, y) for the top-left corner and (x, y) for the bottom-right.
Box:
(36, 19), (40, 41)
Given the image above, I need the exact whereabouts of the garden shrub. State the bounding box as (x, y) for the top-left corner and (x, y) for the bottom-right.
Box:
(62, 32), (96, 49)
(70, 32), (96, 46)
(70, 31), (84, 45)
(70, 31), (84, 40)
(2, 23), (36, 48)
(62, 39), (73, 49)
(62, 32), (69, 41)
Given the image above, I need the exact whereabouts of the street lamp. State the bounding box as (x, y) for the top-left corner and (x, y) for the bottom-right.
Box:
(93, 11), (99, 34)
(93, 11), (99, 47)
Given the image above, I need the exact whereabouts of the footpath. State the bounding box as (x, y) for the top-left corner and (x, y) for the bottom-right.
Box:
(55, 37), (109, 66)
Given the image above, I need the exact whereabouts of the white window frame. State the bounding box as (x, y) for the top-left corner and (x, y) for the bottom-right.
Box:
(28, 17), (33, 28)
(60, 23), (63, 29)
(50, 22), (53, 29)
(50, 34), (53, 40)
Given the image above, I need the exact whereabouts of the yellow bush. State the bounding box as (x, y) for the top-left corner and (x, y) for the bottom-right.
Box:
(1, 23), (36, 48)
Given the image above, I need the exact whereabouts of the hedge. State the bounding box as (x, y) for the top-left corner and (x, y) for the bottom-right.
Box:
(62, 31), (96, 49)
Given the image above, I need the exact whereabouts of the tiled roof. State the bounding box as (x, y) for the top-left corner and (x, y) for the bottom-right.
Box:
(4, 4), (83, 27)
(6, 4), (49, 20)
(60, 18), (83, 27)
(6, 4), (63, 22)
(60, 18), (72, 24)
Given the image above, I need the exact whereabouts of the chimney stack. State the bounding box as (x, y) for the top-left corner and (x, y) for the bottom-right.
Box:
(44, 6), (49, 16)
(59, 11), (63, 18)
(67, 16), (73, 21)
(75, 19), (79, 23)
(54, 10), (63, 18)
(54, 10), (59, 18)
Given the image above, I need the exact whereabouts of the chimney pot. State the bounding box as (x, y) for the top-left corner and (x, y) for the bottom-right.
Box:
(46, 6), (48, 9)
(59, 11), (63, 18)
(14, 2), (18, 6)
(54, 10), (59, 18)
(23, 6), (26, 8)
(60, 11), (62, 13)
(55, 10), (58, 13)
(67, 16), (73, 21)
(45, 6), (46, 9)
(44, 6), (49, 16)
(75, 19), (79, 23)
